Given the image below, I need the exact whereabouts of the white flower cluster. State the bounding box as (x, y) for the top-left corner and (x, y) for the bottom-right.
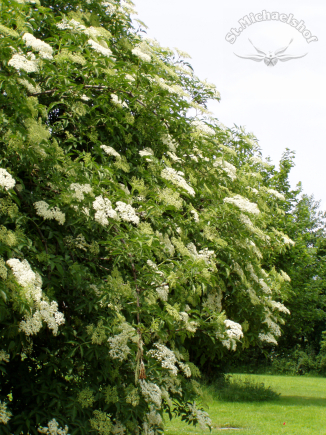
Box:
(6, 259), (65, 336)
(250, 155), (272, 168)
(161, 167), (195, 196)
(156, 285), (169, 301)
(34, 201), (65, 225)
(0, 350), (9, 363)
(107, 323), (137, 361)
(192, 120), (215, 136)
(100, 145), (120, 158)
(115, 201), (139, 225)
(187, 243), (215, 265)
(259, 279), (271, 294)
(270, 300), (290, 315)
(272, 229), (295, 246)
(147, 260), (164, 276)
(265, 188), (285, 201)
(263, 315), (281, 337)
(111, 421), (126, 435)
(88, 38), (113, 57)
(69, 183), (93, 201)
(240, 214), (268, 241)
(213, 158), (237, 181)
(132, 46), (151, 62)
(101, 1), (116, 15)
(161, 134), (177, 152)
(187, 402), (212, 430)
(0, 168), (16, 190)
(0, 400), (11, 425)
(20, 300), (65, 336)
(125, 73), (135, 82)
(222, 319), (244, 351)
(178, 311), (198, 333)
(93, 195), (118, 226)
(56, 18), (84, 30)
(8, 52), (39, 72)
(258, 332), (278, 345)
(18, 77), (41, 93)
(111, 93), (128, 108)
(167, 151), (182, 162)
(280, 270), (291, 282)
(147, 343), (178, 375)
(38, 418), (70, 435)
(6, 258), (42, 301)
(146, 409), (162, 429)
(139, 148), (154, 157)
(139, 380), (162, 408)
(224, 194), (260, 215)
(22, 33), (53, 59)
(190, 209), (199, 222)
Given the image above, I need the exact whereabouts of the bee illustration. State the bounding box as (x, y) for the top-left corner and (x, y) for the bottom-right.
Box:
(234, 38), (308, 66)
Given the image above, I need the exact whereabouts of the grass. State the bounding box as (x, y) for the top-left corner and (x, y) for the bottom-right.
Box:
(164, 374), (326, 435)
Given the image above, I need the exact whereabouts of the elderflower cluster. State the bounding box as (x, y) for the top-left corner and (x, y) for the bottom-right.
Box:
(259, 279), (271, 294)
(258, 332), (278, 345)
(179, 311), (198, 333)
(93, 195), (118, 226)
(6, 259), (65, 336)
(158, 188), (183, 209)
(167, 151), (183, 162)
(192, 120), (215, 136)
(222, 319), (244, 351)
(6, 258), (42, 301)
(187, 243), (215, 265)
(270, 300), (290, 315)
(213, 158), (237, 181)
(22, 33), (53, 59)
(0, 350), (9, 363)
(0, 401), (11, 425)
(224, 194), (260, 215)
(70, 183), (94, 201)
(161, 167), (195, 196)
(20, 300), (65, 336)
(34, 201), (65, 225)
(139, 380), (162, 408)
(161, 134), (177, 151)
(100, 145), (120, 158)
(132, 46), (151, 62)
(38, 419), (70, 435)
(264, 315), (281, 337)
(280, 270), (291, 282)
(107, 323), (137, 361)
(111, 94), (128, 108)
(264, 188), (285, 201)
(147, 343), (178, 375)
(190, 209), (199, 222)
(139, 148), (154, 157)
(0, 168), (16, 190)
(156, 285), (169, 301)
(8, 52), (39, 72)
(187, 403), (212, 430)
(88, 39), (112, 57)
(115, 201), (139, 225)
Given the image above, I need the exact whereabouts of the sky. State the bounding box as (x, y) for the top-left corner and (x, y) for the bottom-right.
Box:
(132, 0), (326, 211)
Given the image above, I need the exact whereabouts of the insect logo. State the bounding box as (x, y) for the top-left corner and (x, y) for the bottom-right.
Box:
(234, 38), (308, 66)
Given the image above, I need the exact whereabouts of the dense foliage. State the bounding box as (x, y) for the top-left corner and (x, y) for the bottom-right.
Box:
(0, 0), (296, 433)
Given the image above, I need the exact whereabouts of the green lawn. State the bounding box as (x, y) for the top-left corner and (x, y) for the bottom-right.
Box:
(164, 374), (326, 435)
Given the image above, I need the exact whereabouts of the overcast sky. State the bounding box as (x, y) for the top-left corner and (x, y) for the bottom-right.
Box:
(133, 0), (326, 211)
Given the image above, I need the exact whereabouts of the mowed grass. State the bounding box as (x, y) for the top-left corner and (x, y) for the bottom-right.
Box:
(164, 374), (326, 435)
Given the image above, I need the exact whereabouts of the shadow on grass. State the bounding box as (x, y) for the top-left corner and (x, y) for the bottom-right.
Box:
(280, 396), (326, 407)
